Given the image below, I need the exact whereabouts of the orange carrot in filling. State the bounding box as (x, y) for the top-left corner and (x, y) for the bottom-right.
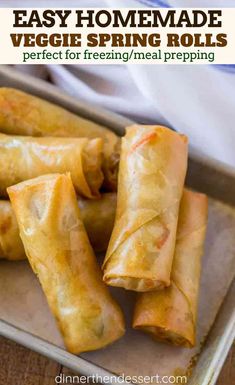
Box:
(129, 132), (157, 154)
(156, 227), (170, 249)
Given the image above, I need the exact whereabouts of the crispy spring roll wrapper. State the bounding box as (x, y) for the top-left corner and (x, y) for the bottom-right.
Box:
(133, 189), (208, 348)
(103, 125), (188, 292)
(0, 200), (25, 261)
(0, 193), (117, 261)
(79, 192), (117, 252)
(0, 87), (120, 189)
(0, 133), (103, 198)
(8, 174), (125, 354)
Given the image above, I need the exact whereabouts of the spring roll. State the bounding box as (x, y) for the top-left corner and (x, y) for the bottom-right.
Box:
(8, 174), (125, 354)
(0, 193), (117, 261)
(0, 133), (103, 198)
(133, 189), (208, 348)
(0, 87), (120, 189)
(103, 125), (188, 292)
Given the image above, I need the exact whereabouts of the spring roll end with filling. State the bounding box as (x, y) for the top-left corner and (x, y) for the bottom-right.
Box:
(0, 87), (120, 190)
(0, 133), (103, 199)
(133, 284), (196, 348)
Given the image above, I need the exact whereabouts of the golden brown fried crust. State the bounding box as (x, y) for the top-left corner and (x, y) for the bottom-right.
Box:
(8, 174), (125, 353)
(133, 189), (208, 348)
(79, 192), (116, 252)
(0, 87), (120, 190)
(0, 133), (103, 198)
(0, 193), (117, 261)
(0, 200), (25, 260)
(103, 125), (188, 292)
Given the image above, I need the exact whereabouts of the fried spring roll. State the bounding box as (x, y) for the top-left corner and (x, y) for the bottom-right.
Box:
(103, 125), (188, 292)
(8, 174), (124, 353)
(0, 87), (120, 189)
(133, 189), (208, 348)
(0, 133), (103, 198)
(0, 193), (117, 261)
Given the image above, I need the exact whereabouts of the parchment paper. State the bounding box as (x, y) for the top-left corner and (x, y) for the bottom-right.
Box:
(0, 198), (235, 380)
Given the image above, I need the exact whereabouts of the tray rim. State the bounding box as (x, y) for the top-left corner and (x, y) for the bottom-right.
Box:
(0, 65), (234, 385)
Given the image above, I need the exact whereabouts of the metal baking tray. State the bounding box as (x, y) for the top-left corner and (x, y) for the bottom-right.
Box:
(0, 65), (234, 385)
